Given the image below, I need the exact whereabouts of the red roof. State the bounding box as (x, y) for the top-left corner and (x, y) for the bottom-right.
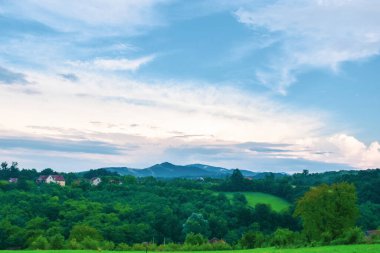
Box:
(52, 175), (65, 181)
(37, 175), (48, 181)
(37, 175), (65, 182)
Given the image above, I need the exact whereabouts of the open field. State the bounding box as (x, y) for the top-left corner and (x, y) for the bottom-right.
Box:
(224, 192), (290, 212)
(2, 244), (380, 253)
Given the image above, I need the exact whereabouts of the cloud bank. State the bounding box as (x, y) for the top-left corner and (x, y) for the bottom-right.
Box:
(235, 0), (380, 93)
(0, 68), (379, 171)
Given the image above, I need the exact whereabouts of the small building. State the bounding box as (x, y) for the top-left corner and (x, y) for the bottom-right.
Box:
(90, 177), (102, 186)
(8, 178), (18, 183)
(37, 175), (65, 186)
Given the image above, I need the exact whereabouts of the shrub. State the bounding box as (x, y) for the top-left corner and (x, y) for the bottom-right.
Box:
(49, 234), (65, 249)
(29, 235), (49, 250)
(331, 227), (364, 245)
(100, 240), (115, 250)
(161, 242), (181, 251)
(80, 236), (100, 250)
(240, 231), (265, 249)
(271, 228), (296, 248)
(185, 232), (207, 245)
(67, 239), (81, 249)
(115, 243), (131, 251)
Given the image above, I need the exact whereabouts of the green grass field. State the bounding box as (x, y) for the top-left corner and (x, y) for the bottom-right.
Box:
(224, 192), (290, 212)
(2, 244), (380, 253)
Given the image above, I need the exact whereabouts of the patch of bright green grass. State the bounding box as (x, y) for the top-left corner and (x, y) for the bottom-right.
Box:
(3, 244), (380, 253)
(224, 192), (291, 212)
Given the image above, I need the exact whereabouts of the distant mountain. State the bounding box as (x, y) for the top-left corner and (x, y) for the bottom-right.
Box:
(99, 162), (286, 179)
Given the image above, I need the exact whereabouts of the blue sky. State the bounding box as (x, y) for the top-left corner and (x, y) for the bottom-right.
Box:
(0, 0), (380, 172)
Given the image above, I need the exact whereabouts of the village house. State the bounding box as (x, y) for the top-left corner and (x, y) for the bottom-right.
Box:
(36, 175), (65, 186)
(90, 177), (102, 186)
(8, 178), (18, 183)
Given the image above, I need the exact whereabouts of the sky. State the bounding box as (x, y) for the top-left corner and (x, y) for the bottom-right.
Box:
(0, 0), (380, 173)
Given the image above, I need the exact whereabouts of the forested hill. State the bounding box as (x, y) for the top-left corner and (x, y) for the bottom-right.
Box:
(0, 161), (379, 250)
(98, 162), (285, 179)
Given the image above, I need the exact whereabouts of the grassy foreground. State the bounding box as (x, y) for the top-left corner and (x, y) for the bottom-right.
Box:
(225, 192), (290, 212)
(2, 244), (380, 253)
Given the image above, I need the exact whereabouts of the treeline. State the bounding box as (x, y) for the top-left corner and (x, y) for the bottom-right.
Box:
(0, 162), (380, 250)
(217, 169), (380, 231)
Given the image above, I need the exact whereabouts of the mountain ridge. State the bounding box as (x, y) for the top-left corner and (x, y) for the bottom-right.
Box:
(98, 162), (286, 179)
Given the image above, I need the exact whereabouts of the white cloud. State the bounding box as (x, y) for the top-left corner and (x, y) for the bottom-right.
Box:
(294, 134), (380, 169)
(3, 0), (170, 34)
(68, 55), (155, 72)
(234, 0), (380, 93)
(0, 68), (323, 168)
(0, 67), (379, 170)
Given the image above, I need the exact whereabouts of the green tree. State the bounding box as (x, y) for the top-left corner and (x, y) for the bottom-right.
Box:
(69, 224), (103, 242)
(294, 182), (359, 242)
(183, 213), (210, 238)
(230, 169), (245, 190)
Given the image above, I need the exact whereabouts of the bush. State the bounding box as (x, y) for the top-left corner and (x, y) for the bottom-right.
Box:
(240, 231), (265, 249)
(67, 239), (81, 249)
(29, 235), (49, 250)
(271, 228), (296, 248)
(160, 242), (181, 251)
(100, 240), (115, 250)
(49, 234), (65, 249)
(80, 236), (100, 250)
(115, 243), (131, 251)
(185, 232), (207, 245)
(331, 227), (364, 245)
(210, 241), (232, 250)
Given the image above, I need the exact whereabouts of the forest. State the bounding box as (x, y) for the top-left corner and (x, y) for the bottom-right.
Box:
(0, 162), (379, 250)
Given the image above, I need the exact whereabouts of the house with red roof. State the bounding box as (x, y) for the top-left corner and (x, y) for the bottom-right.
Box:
(36, 175), (65, 186)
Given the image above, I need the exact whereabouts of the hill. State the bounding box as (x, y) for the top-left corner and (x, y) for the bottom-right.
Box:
(99, 162), (286, 179)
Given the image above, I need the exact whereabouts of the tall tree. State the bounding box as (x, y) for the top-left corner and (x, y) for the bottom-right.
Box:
(294, 182), (359, 241)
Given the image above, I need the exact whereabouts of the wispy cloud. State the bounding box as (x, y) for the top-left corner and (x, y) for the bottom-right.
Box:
(59, 73), (79, 82)
(0, 66), (28, 84)
(68, 55), (155, 72)
(0, 137), (125, 155)
(2, 0), (170, 34)
(234, 0), (380, 94)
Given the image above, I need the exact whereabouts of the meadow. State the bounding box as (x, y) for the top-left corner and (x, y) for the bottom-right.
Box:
(224, 192), (291, 212)
(2, 244), (380, 253)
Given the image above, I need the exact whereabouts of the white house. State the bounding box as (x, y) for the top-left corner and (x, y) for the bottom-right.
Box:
(90, 177), (102, 186)
(37, 175), (65, 186)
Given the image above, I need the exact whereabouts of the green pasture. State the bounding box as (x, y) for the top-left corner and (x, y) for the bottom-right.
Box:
(224, 192), (290, 212)
(3, 244), (380, 253)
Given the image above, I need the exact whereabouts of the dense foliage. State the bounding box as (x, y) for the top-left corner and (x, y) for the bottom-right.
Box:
(0, 162), (379, 250)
